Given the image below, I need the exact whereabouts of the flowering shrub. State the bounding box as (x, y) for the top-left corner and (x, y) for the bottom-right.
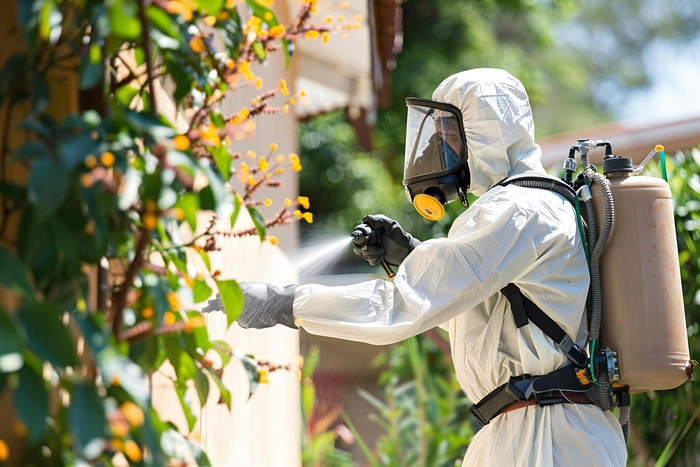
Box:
(0, 0), (361, 464)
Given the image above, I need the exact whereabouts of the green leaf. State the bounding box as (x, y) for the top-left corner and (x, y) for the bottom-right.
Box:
(146, 6), (181, 39)
(60, 133), (100, 170)
(230, 192), (241, 228)
(247, 207), (266, 240)
(79, 46), (104, 90)
(210, 112), (225, 129)
(98, 351), (150, 406)
(165, 335), (197, 381)
(130, 335), (161, 373)
(193, 279), (212, 303)
(0, 246), (33, 297)
(109, 0), (142, 40)
(199, 0), (225, 15)
(204, 366), (230, 409)
(28, 157), (68, 220)
(18, 302), (78, 369)
(175, 193), (199, 232)
(198, 249), (211, 272)
(210, 145), (232, 180)
(115, 84), (140, 107)
(252, 41), (267, 60)
(12, 140), (50, 162)
(175, 381), (197, 431)
(194, 368), (210, 407)
(216, 279), (243, 326)
(68, 382), (107, 459)
(234, 351), (260, 399)
(31, 73), (50, 116)
(39, 0), (62, 45)
(0, 311), (23, 373)
(15, 365), (48, 443)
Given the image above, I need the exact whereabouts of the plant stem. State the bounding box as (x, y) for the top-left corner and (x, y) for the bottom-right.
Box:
(111, 228), (150, 339)
(137, 0), (158, 112)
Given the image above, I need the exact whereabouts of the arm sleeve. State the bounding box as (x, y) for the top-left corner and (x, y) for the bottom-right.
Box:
(293, 201), (540, 345)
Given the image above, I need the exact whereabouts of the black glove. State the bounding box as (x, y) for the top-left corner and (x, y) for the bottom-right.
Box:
(353, 214), (421, 267)
(201, 282), (297, 330)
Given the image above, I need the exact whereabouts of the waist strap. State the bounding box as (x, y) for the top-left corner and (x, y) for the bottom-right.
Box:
(470, 364), (594, 426)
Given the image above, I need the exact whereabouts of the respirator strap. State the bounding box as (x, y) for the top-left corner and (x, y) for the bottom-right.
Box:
(501, 284), (587, 366)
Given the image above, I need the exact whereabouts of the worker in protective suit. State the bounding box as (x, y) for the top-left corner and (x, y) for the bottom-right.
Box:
(217, 68), (628, 465)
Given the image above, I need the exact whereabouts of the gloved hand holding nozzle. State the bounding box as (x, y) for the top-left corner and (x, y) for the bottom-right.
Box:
(352, 214), (421, 276)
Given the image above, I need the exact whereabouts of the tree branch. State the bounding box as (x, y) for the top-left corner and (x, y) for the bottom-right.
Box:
(137, 0), (158, 112)
(111, 228), (151, 339)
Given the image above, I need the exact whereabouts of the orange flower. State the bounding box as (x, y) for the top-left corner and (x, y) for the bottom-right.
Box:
(189, 36), (206, 53)
(164, 311), (177, 325)
(142, 213), (158, 231)
(305, 30), (320, 39)
(142, 306), (154, 319)
(174, 135), (190, 150)
(167, 292), (180, 311)
(123, 440), (142, 462)
(101, 151), (116, 167)
(122, 402), (145, 427)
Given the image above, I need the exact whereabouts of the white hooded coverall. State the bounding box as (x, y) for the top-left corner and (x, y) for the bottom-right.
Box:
(292, 68), (628, 466)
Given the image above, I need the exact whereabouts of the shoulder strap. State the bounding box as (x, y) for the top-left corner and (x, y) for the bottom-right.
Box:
(496, 172), (577, 207)
(501, 283), (587, 366)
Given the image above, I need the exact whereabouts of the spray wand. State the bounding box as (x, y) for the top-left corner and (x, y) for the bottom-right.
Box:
(351, 224), (396, 278)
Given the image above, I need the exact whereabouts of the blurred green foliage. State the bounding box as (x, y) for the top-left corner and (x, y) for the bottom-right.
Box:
(0, 0), (322, 464)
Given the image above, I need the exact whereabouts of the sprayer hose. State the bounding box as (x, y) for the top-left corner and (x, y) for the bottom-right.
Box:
(509, 179), (577, 206)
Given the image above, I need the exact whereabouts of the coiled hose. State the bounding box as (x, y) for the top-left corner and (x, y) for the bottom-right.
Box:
(508, 178), (577, 206)
(586, 171), (615, 411)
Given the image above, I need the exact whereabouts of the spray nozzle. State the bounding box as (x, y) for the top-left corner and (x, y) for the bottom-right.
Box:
(350, 223), (395, 278)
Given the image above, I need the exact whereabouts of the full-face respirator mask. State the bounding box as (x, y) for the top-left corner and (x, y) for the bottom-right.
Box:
(403, 97), (470, 221)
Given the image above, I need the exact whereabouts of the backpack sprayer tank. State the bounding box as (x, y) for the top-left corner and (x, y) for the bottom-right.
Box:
(590, 153), (691, 393)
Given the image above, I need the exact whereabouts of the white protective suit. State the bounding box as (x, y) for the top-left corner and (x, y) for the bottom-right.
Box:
(293, 68), (627, 466)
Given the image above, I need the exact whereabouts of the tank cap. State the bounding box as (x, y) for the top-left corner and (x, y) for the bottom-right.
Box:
(602, 155), (634, 175)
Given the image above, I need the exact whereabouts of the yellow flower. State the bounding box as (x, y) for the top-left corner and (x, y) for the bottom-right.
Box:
(123, 440), (142, 462)
(269, 143), (278, 153)
(355, 14), (363, 22)
(243, 120), (256, 132)
(292, 162), (302, 172)
(338, 15), (345, 21)
(282, 104), (289, 114)
(13, 420), (27, 437)
(203, 15), (217, 26)
(238, 60), (254, 80)
(322, 31), (329, 44)
(297, 196), (310, 209)
(258, 368), (269, 384)
(305, 30), (320, 39)
(302, 212), (313, 224)
(85, 154), (97, 168)
(165, 0), (194, 21)
(264, 199), (272, 206)
(225, 59), (236, 70)
(264, 11), (273, 21)
(289, 97), (296, 105)
(293, 209), (302, 219)
(167, 292), (180, 311)
(144, 200), (157, 212)
(255, 77), (263, 89)
(142, 306), (154, 319)
(269, 24), (286, 38)
(80, 173), (93, 188)
(84, 219), (95, 235)
(278, 79), (289, 96)
(288, 153), (300, 164)
(275, 168), (284, 175)
(325, 16), (333, 23)
(276, 154), (285, 163)
(142, 213), (158, 231)
(164, 311), (177, 325)
(184, 315), (206, 332)
(268, 236), (278, 245)
(110, 419), (129, 438)
(0, 439), (10, 462)
(223, 136), (231, 147)
(110, 438), (123, 452)
(247, 176), (256, 186)
(189, 36), (206, 53)
(234, 131), (246, 141)
(182, 273), (194, 288)
(101, 151), (116, 167)
(284, 198), (292, 206)
(122, 402), (145, 427)
(174, 135), (190, 151)
(201, 124), (221, 146)
(258, 157), (268, 171)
